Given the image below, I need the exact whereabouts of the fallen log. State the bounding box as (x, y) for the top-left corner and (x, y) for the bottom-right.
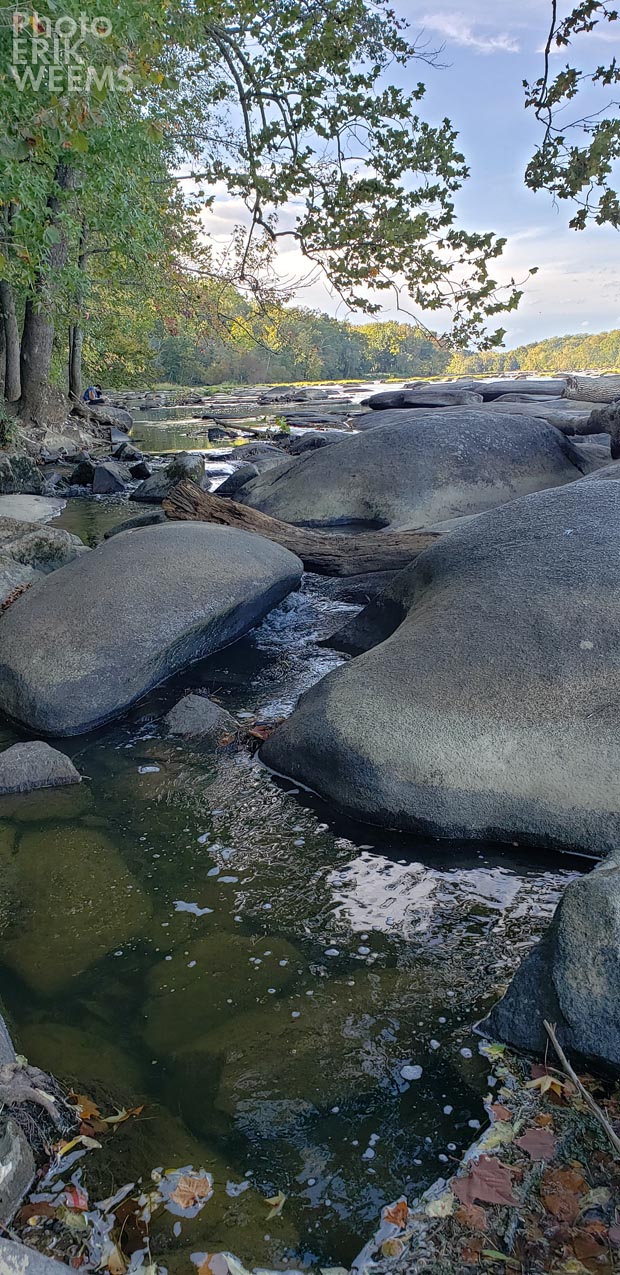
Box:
(163, 480), (441, 576)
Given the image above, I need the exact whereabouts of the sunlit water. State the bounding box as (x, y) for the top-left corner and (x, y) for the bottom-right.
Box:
(0, 498), (582, 1270)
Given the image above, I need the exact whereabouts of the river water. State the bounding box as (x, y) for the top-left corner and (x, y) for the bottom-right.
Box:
(0, 408), (583, 1271)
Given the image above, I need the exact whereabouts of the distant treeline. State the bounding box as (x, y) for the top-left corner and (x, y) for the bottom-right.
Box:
(88, 290), (620, 387)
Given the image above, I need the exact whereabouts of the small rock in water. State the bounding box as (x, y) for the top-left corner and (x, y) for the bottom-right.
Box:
(400, 1064), (423, 1081)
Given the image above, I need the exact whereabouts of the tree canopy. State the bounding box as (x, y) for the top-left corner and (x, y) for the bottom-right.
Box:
(525, 1), (620, 228)
(0, 0), (523, 419)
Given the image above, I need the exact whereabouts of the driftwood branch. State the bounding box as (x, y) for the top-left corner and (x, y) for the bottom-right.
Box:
(163, 479), (441, 576)
(543, 1020), (620, 1158)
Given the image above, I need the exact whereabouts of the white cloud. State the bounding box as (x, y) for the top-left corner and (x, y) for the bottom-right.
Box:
(418, 11), (520, 54)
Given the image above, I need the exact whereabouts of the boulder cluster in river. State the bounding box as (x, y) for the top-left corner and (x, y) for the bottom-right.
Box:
(1, 373), (620, 1077)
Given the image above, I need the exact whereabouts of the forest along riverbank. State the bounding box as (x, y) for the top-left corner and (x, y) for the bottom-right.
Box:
(0, 504), (580, 1270)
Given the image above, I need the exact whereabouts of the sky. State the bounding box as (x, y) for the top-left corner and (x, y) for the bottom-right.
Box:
(204, 0), (620, 348)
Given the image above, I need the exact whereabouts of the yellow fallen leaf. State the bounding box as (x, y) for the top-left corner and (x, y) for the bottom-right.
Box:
(526, 1074), (566, 1097)
(102, 1105), (145, 1126)
(425, 1191), (455, 1218)
(105, 1243), (127, 1275)
(478, 1120), (514, 1151)
(57, 1133), (102, 1156)
(381, 1238), (405, 1258)
(265, 1189), (286, 1219)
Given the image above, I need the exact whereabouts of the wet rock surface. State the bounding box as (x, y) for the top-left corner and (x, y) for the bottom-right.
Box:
(0, 742), (81, 795)
(0, 522), (303, 734)
(163, 693), (239, 739)
(262, 481), (620, 855)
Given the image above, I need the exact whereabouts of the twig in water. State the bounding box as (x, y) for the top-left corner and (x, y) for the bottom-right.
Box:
(543, 1019), (620, 1158)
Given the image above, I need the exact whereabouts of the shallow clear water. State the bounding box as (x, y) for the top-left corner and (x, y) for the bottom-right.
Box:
(0, 499), (582, 1270)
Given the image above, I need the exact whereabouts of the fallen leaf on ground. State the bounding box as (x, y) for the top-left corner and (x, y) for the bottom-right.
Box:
(456, 1203), (488, 1232)
(526, 1074), (567, 1098)
(264, 1189), (286, 1219)
(480, 1121), (514, 1151)
(381, 1238), (405, 1258)
(197, 1255), (229, 1275)
(541, 1165), (586, 1225)
(461, 1236), (484, 1264)
(384, 1199), (409, 1228)
(489, 1103), (512, 1122)
(102, 1105), (144, 1126)
(65, 1185), (88, 1211)
(608, 1224), (620, 1246)
(579, 1186), (610, 1211)
(170, 1174), (214, 1210)
(104, 1243), (127, 1275)
(515, 1127), (557, 1160)
(248, 724), (273, 741)
(425, 1191), (455, 1217)
(534, 1113), (554, 1126)
(68, 1092), (101, 1119)
(482, 1251), (520, 1268)
(16, 1202), (57, 1223)
(453, 1157), (517, 1207)
(56, 1134), (102, 1156)
(572, 1229), (607, 1261)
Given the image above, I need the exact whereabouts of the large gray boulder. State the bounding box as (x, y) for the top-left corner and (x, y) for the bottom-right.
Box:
(0, 742), (81, 794)
(0, 455), (42, 496)
(261, 481), (620, 856)
(361, 389), (483, 409)
(0, 515), (87, 606)
(482, 853), (620, 1069)
(240, 410), (586, 530)
(0, 523), (302, 735)
(131, 451), (206, 503)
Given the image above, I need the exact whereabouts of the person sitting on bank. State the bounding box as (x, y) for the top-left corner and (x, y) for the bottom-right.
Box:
(83, 384), (104, 404)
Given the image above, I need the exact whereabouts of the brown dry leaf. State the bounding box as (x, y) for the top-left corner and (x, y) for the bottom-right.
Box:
(608, 1223), (620, 1247)
(541, 1169), (586, 1227)
(489, 1103), (513, 1123)
(572, 1229), (607, 1261)
(384, 1199), (409, 1229)
(452, 1157), (517, 1207)
(218, 733), (237, 747)
(248, 724), (273, 742)
(69, 1091), (101, 1119)
(461, 1236), (484, 1265)
(534, 1113), (554, 1127)
(198, 1256), (229, 1275)
(105, 1246), (127, 1275)
(16, 1202), (57, 1224)
(170, 1174), (214, 1210)
(515, 1127), (557, 1161)
(456, 1203), (488, 1233)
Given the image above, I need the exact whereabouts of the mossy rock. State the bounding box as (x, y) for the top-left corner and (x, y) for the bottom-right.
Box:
(16, 1020), (145, 1101)
(0, 783), (93, 824)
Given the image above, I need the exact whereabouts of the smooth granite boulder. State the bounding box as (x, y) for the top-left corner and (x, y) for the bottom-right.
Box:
(240, 409), (587, 529)
(0, 523), (302, 734)
(0, 742), (81, 795)
(482, 853), (620, 1069)
(261, 481), (620, 856)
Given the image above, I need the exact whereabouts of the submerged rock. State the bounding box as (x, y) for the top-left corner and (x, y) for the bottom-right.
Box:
(0, 742), (81, 795)
(262, 481), (620, 855)
(17, 1020), (145, 1099)
(239, 410), (586, 529)
(0, 522), (302, 735)
(163, 693), (238, 740)
(482, 853), (620, 1069)
(143, 932), (301, 1054)
(0, 825), (151, 994)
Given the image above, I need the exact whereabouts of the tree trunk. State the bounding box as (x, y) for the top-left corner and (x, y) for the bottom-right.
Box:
(68, 323), (83, 400)
(0, 280), (21, 403)
(19, 161), (75, 422)
(163, 480), (441, 575)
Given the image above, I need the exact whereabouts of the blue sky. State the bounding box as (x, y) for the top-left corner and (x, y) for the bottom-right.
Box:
(206, 1), (620, 347)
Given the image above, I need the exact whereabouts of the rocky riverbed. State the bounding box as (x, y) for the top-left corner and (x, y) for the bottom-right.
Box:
(1, 374), (619, 1272)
